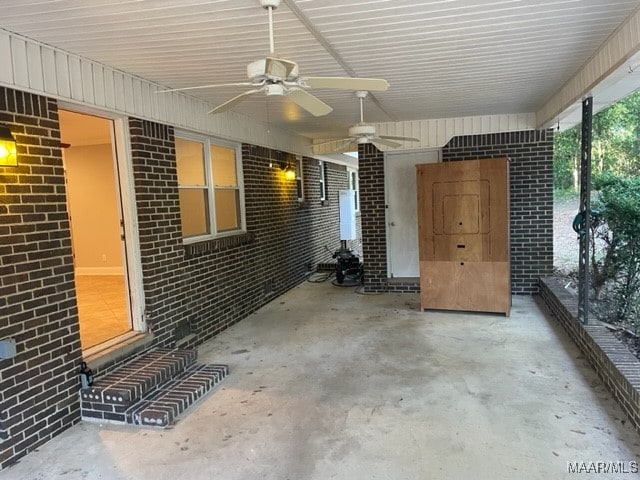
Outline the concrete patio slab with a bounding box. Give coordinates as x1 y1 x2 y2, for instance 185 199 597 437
3 280 639 480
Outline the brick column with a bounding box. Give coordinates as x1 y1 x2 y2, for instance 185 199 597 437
358 143 388 292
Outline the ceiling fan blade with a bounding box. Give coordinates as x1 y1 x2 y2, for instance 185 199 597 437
313 137 352 147
379 134 420 142
287 89 333 116
208 89 263 114
304 77 389 91
371 137 403 148
336 139 358 153
156 82 259 94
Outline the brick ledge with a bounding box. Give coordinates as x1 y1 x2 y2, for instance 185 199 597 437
538 276 640 433
184 232 256 258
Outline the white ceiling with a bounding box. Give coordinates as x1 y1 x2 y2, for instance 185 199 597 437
2 0 640 142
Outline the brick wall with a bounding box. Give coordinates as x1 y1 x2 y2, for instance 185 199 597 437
0 87 83 468
128 119 189 347
358 130 554 294
182 147 350 345
127 123 352 348
442 130 555 294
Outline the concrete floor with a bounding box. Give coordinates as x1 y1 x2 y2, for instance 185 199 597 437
3 279 640 480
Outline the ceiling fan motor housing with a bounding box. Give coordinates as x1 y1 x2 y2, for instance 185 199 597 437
349 124 376 140
247 59 299 82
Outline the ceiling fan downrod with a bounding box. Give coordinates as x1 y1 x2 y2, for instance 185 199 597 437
356 90 368 123
260 0 281 55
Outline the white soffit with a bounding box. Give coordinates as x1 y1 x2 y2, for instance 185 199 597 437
0 1 639 145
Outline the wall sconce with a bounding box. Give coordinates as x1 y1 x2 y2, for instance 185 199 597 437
0 124 17 167
282 162 296 180
269 150 296 180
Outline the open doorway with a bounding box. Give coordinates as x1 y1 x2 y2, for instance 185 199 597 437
59 110 133 350
384 149 439 279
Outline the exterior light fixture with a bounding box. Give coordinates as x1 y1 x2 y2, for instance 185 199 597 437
0 124 17 167
283 163 296 180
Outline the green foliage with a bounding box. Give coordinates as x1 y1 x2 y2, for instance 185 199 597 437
590 174 640 328
553 91 640 328
553 89 640 191
553 126 580 191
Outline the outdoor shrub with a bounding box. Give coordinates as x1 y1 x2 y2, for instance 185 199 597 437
591 174 640 329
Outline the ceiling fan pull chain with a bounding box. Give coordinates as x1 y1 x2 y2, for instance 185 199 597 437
265 96 271 134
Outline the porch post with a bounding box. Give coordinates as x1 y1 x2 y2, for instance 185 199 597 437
578 96 592 324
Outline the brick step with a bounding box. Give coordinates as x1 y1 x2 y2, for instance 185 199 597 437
80 348 198 422
80 348 229 427
126 363 229 427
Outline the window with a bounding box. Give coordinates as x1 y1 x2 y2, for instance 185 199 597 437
175 133 244 240
319 160 326 201
295 156 304 201
347 168 360 212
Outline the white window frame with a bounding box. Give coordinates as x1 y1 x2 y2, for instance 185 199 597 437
175 130 245 243
347 167 360 212
319 160 326 201
295 155 304 202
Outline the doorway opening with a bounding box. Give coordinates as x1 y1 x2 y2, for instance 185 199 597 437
59 110 133 351
384 149 439 280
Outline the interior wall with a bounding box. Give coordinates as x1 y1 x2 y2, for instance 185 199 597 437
64 144 123 274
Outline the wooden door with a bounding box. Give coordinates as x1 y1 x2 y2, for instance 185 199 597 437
416 158 510 315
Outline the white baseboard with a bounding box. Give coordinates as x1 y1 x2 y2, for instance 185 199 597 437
75 267 124 276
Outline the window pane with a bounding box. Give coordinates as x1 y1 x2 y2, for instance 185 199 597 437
319 161 325 200
214 189 240 231
179 188 209 237
211 145 237 187
176 138 205 186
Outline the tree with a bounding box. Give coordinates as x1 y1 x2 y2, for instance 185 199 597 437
553 89 640 192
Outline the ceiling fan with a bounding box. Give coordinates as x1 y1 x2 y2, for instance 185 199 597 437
314 91 420 152
157 0 389 116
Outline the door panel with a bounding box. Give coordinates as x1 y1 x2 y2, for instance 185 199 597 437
417 158 510 314
385 149 439 278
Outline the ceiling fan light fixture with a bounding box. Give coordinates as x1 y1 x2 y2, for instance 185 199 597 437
265 83 285 96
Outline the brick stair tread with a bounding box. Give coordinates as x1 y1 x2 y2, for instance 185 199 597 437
80 348 197 409
126 363 229 427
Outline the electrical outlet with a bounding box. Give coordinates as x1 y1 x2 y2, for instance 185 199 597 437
0 339 17 359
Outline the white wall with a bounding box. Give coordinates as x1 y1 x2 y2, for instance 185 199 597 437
64 144 123 274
